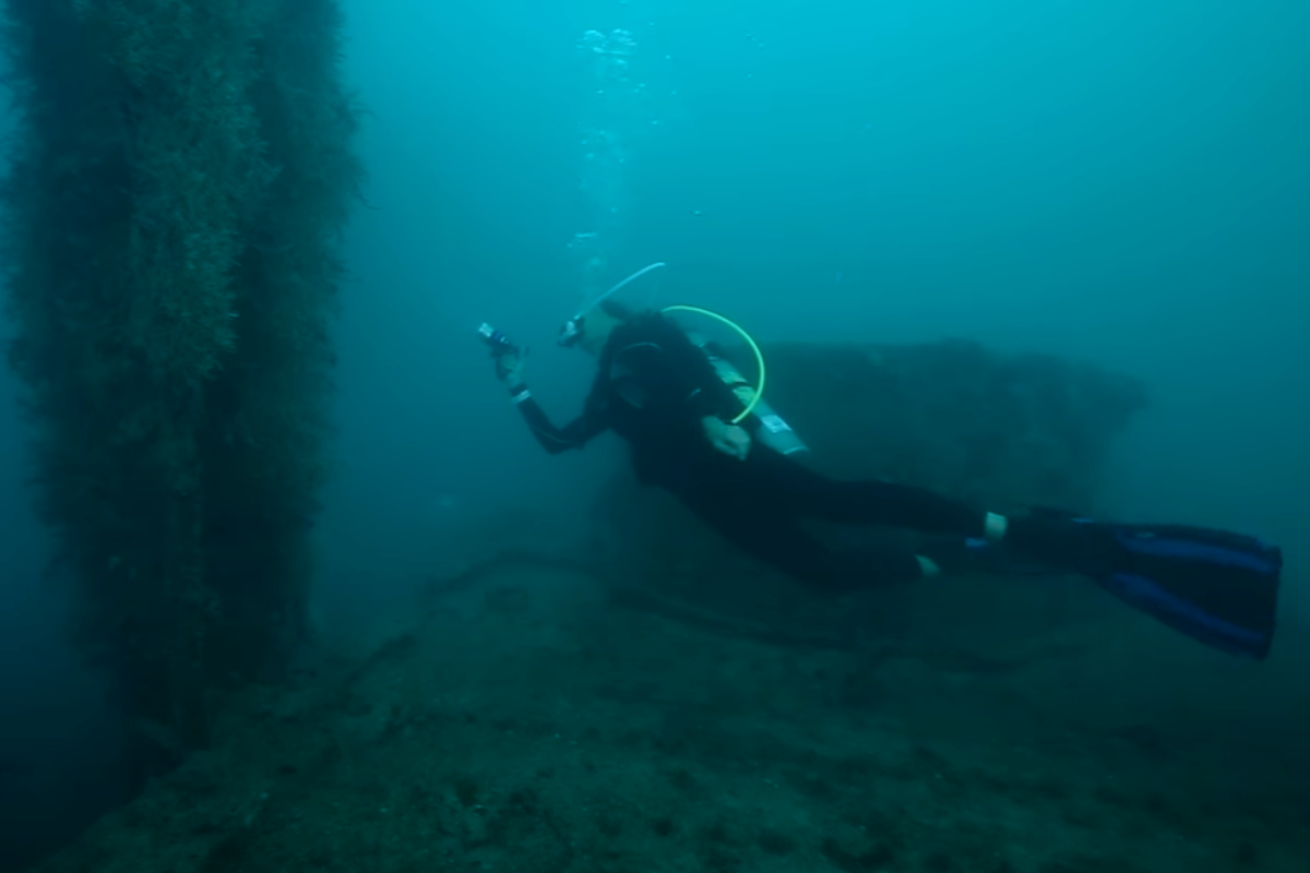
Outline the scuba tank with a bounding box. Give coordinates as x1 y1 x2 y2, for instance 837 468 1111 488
686 332 810 457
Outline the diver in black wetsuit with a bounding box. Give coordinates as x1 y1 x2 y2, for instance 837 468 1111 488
499 298 1017 588
489 298 1282 658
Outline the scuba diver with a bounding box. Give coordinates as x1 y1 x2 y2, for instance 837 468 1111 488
484 271 1282 660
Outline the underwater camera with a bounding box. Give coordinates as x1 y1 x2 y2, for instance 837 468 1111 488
476 323 522 359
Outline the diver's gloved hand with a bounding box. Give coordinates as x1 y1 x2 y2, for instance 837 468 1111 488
495 351 525 387
702 416 751 460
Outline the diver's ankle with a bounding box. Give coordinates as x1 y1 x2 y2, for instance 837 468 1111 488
916 555 942 578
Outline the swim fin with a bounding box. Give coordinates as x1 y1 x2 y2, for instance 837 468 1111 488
1006 508 1282 659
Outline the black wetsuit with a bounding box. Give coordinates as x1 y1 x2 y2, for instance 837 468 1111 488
508 312 989 590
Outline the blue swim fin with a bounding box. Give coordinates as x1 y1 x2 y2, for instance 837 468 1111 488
1007 509 1282 660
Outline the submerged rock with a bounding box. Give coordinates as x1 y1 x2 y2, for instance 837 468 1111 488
750 338 1146 508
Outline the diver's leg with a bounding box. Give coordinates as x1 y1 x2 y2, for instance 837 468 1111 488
675 479 924 591
740 448 989 537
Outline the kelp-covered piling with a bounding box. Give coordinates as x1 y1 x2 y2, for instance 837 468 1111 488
0 0 361 781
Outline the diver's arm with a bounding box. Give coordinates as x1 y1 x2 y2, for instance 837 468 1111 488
494 351 605 454
613 338 757 463
507 382 606 454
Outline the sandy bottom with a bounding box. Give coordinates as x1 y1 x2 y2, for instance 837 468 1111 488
28 555 1310 873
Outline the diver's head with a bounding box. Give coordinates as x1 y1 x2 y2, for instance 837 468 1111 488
558 299 633 355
